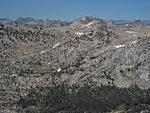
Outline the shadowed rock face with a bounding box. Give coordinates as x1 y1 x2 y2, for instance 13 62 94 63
0 16 150 112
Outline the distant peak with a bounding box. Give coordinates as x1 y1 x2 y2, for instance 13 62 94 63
0 18 12 22
16 17 35 23
133 19 142 25
78 16 103 22
71 16 105 24
17 17 34 20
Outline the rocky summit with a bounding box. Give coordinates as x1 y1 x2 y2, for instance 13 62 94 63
0 16 150 112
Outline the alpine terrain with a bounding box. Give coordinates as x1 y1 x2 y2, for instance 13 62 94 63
0 16 150 113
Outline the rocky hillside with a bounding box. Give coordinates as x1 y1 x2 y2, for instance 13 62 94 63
0 16 150 112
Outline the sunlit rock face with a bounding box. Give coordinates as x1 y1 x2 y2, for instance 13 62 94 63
0 17 150 112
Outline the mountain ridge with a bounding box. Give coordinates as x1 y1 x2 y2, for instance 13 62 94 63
1 16 150 26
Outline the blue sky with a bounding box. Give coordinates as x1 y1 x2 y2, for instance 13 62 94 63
0 0 150 21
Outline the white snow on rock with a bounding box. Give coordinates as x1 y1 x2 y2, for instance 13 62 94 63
41 51 46 54
57 68 61 72
48 62 51 65
76 32 84 35
148 34 150 36
11 74 18 77
115 45 125 48
85 22 94 27
81 17 86 20
126 31 137 34
53 42 60 49
133 34 136 37
132 41 137 44
126 24 129 26
12 62 15 64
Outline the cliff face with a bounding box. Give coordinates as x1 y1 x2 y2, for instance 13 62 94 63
0 17 150 112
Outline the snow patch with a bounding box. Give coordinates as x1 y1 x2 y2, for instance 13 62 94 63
76 32 84 35
12 62 15 64
133 34 136 37
48 62 51 65
132 41 137 44
115 45 125 48
126 31 137 34
53 42 60 49
57 68 61 72
11 74 18 77
81 17 86 20
148 34 150 36
85 22 94 27
41 51 46 54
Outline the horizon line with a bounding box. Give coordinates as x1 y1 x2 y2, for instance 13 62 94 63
0 16 150 22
